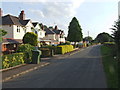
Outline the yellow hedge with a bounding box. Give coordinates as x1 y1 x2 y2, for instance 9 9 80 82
2 53 24 69
57 45 73 54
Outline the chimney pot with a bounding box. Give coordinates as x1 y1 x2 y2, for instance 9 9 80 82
19 10 25 20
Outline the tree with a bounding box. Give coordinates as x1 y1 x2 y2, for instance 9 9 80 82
111 20 120 60
94 32 114 43
67 17 83 46
23 32 38 46
0 29 7 36
83 36 93 43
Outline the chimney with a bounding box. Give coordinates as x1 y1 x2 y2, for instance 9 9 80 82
41 24 44 30
0 8 3 17
54 25 58 30
19 10 25 20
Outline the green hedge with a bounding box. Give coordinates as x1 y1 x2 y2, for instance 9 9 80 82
17 44 35 63
38 48 52 58
41 45 57 54
57 45 73 54
2 53 24 69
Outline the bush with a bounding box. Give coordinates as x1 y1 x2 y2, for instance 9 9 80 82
56 45 73 54
23 32 38 46
2 53 24 69
58 41 71 45
41 45 57 54
39 48 51 57
17 44 35 63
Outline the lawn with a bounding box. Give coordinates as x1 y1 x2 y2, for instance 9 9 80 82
101 44 118 88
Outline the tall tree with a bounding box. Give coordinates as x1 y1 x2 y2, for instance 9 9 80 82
67 17 83 46
94 32 114 43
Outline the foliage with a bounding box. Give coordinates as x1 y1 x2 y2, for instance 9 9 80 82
94 32 114 44
17 44 35 63
23 32 38 46
101 44 118 88
39 48 51 57
111 20 120 61
67 17 83 43
0 29 7 36
41 45 57 54
57 45 73 54
2 53 24 69
58 41 71 45
83 36 93 42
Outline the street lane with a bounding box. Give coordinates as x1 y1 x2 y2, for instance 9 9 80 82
3 45 107 88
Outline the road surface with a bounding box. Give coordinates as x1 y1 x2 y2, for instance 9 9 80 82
3 45 107 88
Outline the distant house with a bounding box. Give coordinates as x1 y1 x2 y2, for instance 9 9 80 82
1 10 34 40
53 26 65 43
43 26 65 44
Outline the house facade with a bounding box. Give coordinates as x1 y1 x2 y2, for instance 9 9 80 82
43 26 65 44
32 22 46 39
1 10 34 40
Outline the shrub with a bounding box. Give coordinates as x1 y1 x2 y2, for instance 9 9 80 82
39 48 51 57
17 44 35 63
57 45 73 54
2 53 24 69
41 45 57 54
23 32 38 46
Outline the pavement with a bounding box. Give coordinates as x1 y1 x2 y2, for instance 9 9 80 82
1 48 81 82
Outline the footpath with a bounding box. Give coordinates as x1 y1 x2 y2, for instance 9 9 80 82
1 48 82 82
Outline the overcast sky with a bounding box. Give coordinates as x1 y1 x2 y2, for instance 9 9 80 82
1 0 119 39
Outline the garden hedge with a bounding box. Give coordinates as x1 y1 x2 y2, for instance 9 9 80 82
2 53 24 69
39 48 51 57
57 45 73 54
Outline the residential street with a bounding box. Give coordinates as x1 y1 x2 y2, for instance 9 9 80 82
2 45 107 88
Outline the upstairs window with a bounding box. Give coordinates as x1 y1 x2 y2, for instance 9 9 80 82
17 26 19 32
17 26 20 32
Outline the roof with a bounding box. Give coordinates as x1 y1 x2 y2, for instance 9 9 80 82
1 14 30 26
53 29 61 34
44 28 55 34
32 22 38 27
2 38 22 44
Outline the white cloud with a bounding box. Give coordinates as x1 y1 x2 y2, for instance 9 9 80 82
27 0 85 36
30 9 45 18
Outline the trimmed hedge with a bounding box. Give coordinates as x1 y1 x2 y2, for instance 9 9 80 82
41 45 57 54
39 48 51 57
57 45 73 54
2 53 24 69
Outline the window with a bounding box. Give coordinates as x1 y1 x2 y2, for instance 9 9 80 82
17 26 19 32
17 26 20 32
19 27 20 32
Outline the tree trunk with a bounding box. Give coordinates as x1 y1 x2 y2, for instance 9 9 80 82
74 42 76 48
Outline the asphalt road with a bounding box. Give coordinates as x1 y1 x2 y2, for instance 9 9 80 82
3 45 107 88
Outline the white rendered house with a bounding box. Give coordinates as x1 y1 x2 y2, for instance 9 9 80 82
1 10 34 40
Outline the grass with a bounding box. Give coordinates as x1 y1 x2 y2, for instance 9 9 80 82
101 44 118 88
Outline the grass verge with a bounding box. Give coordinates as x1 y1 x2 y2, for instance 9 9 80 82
101 44 118 88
